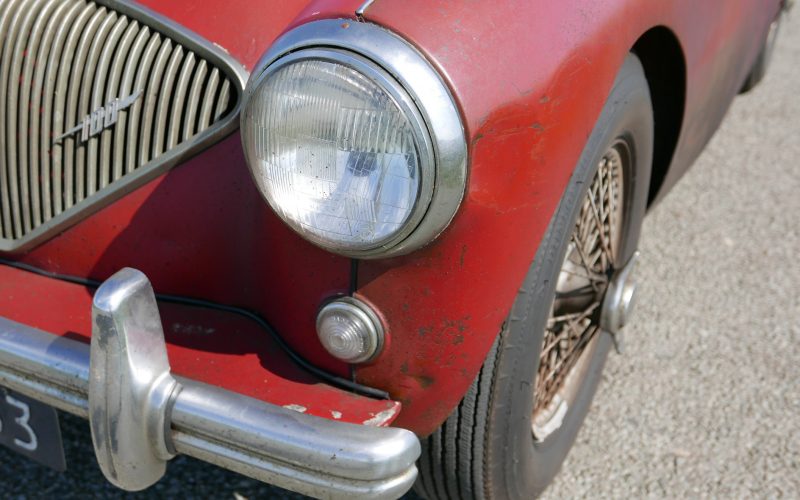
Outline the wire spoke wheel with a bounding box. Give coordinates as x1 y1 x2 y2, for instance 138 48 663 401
532 141 627 442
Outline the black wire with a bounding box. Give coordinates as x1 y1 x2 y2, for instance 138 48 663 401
349 258 360 295
348 259 360 383
0 258 390 400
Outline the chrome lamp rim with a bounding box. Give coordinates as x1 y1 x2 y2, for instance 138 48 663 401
241 19 468 259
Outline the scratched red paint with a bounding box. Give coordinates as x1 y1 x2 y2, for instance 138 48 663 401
0 264 398 424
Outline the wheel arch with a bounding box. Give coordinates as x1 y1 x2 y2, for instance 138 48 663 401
630 26 687 206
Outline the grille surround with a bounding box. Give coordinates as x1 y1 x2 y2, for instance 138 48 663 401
0 0 246 252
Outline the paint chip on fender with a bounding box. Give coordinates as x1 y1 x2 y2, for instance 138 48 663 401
363 408 397 426
283 404 307 413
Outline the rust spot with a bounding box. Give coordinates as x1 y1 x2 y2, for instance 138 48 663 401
530 123 544 133
459 244 467 268
416 374 434 389
539 95 550 104
341 22 350 29
453 334 464 345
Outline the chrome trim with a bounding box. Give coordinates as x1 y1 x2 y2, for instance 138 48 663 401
89 268 179 490
242 20 468 259
53 89 143 144
601 251 641 354
0 268 420 498
317 296 385 363
0 318 89 417
355 0 377 17
0 0 248 253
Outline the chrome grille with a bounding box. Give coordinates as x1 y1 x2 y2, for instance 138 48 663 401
0 0 241 247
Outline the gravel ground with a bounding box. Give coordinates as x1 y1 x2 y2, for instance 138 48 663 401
2 12 798 500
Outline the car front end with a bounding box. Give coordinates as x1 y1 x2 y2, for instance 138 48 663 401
0 0 467 497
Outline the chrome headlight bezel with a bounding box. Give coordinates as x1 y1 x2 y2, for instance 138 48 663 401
241 20 467 259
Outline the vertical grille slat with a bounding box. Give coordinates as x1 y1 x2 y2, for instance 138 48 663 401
30 0 78 224
152 45 183 158
0 0 24 238
126 32 160 175
62 5 103 209
138 38 172 167
197 67 221 132
114 26 149 180
100 20 139 189
6 0 49 237
86 15 127 197
214 79 231 122
167 52 195 149
20 0 60 229
183 59 207 141
0 0 239 247
75 10 117 203
48 1 94 216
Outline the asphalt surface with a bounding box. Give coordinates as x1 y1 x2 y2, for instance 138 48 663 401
2 13 798 500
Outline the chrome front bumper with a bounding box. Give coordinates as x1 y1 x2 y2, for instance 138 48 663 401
0 268 419 499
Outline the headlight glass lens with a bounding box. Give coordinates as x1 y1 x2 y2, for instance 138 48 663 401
243 58 423 251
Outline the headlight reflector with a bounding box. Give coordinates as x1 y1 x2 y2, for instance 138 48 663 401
242 53 432 253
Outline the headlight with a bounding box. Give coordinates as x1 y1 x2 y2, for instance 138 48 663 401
242 52 432 252
241 21 467 258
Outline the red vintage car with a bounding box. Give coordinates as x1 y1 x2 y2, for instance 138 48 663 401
0 0 787 498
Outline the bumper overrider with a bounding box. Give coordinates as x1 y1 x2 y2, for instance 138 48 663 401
0 268 420 499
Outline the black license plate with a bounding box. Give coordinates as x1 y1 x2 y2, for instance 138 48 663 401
0 387 66 471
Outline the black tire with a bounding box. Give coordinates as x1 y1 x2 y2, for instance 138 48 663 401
740 13 781 93
415 54 654 500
